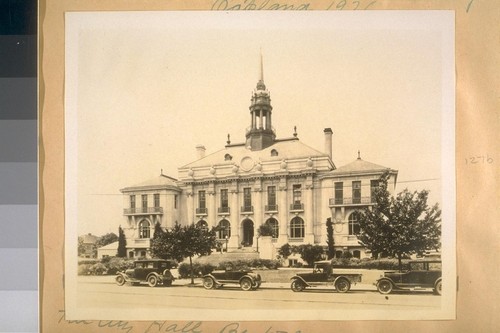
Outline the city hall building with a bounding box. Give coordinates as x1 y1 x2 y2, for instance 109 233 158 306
119 66 398 260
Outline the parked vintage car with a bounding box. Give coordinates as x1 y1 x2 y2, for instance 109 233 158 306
290 260 362 293
202 265 262 291
115 259 176 287
375 260 442 295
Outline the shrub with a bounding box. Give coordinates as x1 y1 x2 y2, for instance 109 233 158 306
90 263 107 275
178 263 216 279
104 257 134 275
330 258 410 270
78 264 93 275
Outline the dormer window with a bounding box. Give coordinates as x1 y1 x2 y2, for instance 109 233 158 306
224 154 233 161
271 149 278 157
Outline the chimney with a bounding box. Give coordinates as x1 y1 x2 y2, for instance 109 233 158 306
196 145 206 159
324 128 333 159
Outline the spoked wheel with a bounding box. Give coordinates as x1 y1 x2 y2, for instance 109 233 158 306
203 277 215 290
434 279 442 296
334 278 351 293
240 278 253 291
115 275 125 286
377 279 393 294
147 275 158 287
290 279 305 292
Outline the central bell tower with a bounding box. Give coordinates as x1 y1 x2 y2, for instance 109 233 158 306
245 54 276 151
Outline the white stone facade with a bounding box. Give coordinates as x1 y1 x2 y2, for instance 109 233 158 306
120 74 397 259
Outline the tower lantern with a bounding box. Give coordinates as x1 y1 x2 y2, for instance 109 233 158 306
245 54 276 150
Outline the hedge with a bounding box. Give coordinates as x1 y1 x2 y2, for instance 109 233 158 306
331 258 410 270
177 259 282 279
77 257 135 275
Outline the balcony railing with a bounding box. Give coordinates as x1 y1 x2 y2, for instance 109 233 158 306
123 207 163 215
328 197 373 206
241 206 254 213
196 207 208 215
290 203 304 211
265 204 278 212
218 207 230 214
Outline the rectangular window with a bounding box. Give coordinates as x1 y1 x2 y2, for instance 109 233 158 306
370 180 379 203
267 186 276 206
243 187 252 209
221 189 228 208
293 184 302 204
130 195 136 209
198 190 206 209
174 195 178 209
141 194 148 213
334 182 343 204
154 194 160 207
352 181 361 204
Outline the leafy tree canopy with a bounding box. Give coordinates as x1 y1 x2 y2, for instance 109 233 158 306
150 223 218 284
96 232 118 248
357 171 441 270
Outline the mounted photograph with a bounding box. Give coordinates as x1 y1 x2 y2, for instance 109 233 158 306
64 10 455 321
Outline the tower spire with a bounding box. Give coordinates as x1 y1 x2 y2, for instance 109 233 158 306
260 49 264 82
256 49 266 91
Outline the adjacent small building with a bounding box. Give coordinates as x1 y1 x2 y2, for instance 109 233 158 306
119 62 397 260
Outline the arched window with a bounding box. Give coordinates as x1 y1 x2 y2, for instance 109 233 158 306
353 250 361 259
265 218 279 239
348 212 361 235
224 154 232 161
290 217 304 238
271 149 278 157
218 219 231 239
138 220 151 238
335 250 343 258
196 220 208 231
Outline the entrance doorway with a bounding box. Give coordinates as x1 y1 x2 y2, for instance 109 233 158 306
242 219 254 246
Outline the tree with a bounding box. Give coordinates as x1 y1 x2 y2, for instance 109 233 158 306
257 223 275 237
96 232 118 248
150 223 218 284
326 218 335 259
77 236 86 257
296 244 324 267
117 226 127 258
357 172 441 271
278 243 293 259
153 222 164 239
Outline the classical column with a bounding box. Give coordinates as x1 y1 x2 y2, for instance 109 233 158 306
305 182 314 243
230 181 239 247
278 178 288 243
209 189 216 228
186 187 194 225
254 179 263 248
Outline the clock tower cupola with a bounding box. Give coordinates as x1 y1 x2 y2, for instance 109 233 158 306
245 54 276 151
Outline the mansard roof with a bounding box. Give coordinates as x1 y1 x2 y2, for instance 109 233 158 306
120 174 181 192
180 137 330 170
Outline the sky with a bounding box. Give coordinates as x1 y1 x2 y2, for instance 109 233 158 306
66 11 454 237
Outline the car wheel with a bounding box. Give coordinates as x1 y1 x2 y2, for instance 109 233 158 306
147 275 158 287
434 279 442 296
290 279 305 292
203 277 215 290
115 275 125 286
335 278 351 293
377 279 393 294
240 278 253 291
